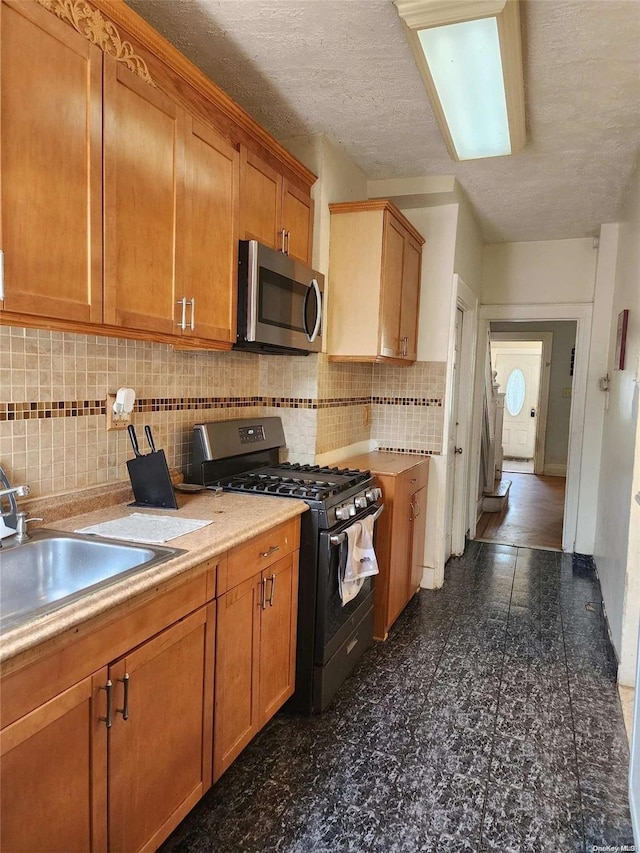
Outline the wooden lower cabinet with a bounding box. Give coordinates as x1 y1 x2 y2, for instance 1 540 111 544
339 453 429 640
214 551 298 781
0 604 215 853
0 672 107 853
108 604 215 853
0 517 301 851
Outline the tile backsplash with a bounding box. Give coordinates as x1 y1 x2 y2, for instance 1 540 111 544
1 326 447 498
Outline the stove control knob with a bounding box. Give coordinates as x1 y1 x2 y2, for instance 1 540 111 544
347 503 356 517
373 487 383 501
336 505 350 521
365 489 376 503
355 495 368 510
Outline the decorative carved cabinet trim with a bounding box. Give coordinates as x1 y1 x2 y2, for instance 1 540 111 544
35 0 153 83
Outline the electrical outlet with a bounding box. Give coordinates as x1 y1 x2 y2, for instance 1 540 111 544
105 394 131 431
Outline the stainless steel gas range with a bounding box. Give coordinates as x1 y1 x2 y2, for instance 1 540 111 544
188 417 383 713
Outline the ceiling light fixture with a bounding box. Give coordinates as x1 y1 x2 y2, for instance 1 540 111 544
393 0 526 161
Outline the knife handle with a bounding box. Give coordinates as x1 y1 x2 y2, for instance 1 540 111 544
144 425 156 453
127 424 141 457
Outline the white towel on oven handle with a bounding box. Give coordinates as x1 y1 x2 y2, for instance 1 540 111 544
338 516 379 606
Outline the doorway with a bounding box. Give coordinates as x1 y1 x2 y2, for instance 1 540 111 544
470 312 582 552
490 332 553 476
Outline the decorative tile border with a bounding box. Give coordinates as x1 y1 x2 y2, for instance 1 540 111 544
377 447 439 456
371 397 442 407
1 394 436 421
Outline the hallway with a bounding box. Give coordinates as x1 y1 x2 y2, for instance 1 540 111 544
476 473 566 550
160 542 631 853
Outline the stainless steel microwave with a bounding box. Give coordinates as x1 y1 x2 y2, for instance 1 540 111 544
234 240 324 355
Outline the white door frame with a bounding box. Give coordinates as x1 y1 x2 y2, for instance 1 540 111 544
470 303 593 553
490 331 554 475
444 274 478 557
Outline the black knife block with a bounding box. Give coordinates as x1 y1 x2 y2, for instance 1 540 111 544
126 449 178 509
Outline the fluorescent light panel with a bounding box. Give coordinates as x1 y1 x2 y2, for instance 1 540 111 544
418 17 511 160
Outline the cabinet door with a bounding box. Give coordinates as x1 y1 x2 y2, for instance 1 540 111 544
0 0 102 323
399 235 422 362
259 552 299 724
409 485 428 592
387 478 413 627
108 604 215 853
103 58 183 335
214 573 261 781
0 671 107 853
179 117 239 343
379 214 405 359
282 180 313 265
240 147 281 250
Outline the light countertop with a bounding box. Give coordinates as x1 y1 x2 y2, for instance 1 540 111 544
339 450 430 477
1 491 307 664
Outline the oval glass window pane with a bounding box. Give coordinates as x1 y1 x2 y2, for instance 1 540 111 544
505 368 526 416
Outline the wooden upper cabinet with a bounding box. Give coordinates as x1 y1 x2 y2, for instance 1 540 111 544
281 180 313 264
240 147 313 265
240 148 281 250
0 0 102 323
103 58 182 335
179 117 239 343
379 215 406 359
328 200 425 364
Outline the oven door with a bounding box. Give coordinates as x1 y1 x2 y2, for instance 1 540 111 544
315 503 383 666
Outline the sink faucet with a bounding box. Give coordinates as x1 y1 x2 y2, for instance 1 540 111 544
0 466 30 545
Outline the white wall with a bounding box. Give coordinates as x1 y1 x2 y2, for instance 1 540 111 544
483 238 597 305
594 156 640 685
453 194 484 299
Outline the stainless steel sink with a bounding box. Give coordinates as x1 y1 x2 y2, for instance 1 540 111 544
0 529 183 633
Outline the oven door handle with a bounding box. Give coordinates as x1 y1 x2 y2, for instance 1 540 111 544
330 503 384 546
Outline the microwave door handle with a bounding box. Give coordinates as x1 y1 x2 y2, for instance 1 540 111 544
303 278 322 342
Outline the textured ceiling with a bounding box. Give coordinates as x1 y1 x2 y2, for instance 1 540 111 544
126 0 640 243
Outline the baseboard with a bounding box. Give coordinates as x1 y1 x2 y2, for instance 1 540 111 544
543 463 567 477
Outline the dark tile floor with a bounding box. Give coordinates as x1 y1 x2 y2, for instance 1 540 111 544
161 542 634 853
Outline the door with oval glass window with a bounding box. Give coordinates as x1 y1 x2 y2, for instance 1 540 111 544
493 348 542 461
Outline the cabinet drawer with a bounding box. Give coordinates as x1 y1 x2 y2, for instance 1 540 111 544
218 517 300 595
401 460 429 494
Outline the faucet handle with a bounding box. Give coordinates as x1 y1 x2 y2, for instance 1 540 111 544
14 511 43 543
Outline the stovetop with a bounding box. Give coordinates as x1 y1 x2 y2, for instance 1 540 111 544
216 463 370 502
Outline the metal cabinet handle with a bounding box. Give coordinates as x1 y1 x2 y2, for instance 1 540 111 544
176 297 187 330
413 500 421 519
280 229 286 253
116 673 130 720
409 501 415 521
261 577 267 610
269 573 276 607
0 250 4 300
189 298 195 331
260 545 280 559
285 231 291 254
100 679 113 729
